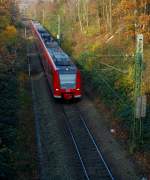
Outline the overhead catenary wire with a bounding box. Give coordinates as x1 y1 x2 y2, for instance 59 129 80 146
84 55 133 74
94 71 132 109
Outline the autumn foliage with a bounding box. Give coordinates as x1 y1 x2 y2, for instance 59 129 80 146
0 0 17 59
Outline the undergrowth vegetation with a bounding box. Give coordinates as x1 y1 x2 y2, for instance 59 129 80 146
0 69 18 179
0 34 38 179
77 50 134 134
0 1 38 179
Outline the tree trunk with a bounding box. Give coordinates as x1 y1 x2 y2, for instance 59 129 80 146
77 0 83 33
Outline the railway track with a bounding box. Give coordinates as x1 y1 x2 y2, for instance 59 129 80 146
63 103 114 180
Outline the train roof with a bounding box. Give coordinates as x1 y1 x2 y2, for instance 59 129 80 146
33 21 40 26
41 32 50 37
34 23 47 33
52 52 72 66
32 21 47 32
53 52 69 59
32 21 77 71
48 49 76 70
47 46 61 53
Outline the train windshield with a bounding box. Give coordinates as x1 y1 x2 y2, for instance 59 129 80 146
59 74 76 89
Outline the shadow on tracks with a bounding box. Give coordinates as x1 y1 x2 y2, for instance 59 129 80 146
54 97 81 105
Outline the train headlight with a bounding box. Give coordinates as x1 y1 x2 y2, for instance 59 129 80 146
56 88 59 91
76 88 80 91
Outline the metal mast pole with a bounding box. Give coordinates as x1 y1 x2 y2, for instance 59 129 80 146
42 9 45 25
57 14 61 45
132 34 144 151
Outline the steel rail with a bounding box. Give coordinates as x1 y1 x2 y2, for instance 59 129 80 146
63 107 90 180
63 104 115 180
76 106 114 180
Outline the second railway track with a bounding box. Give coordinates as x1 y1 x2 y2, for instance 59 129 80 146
63 103 114 180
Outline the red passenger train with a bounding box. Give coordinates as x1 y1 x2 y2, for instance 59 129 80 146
30 21 82 100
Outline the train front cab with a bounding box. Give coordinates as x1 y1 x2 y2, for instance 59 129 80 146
53 70 82 100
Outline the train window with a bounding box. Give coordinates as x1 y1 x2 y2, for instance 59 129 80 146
55 59 71 66
59 74 76 88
